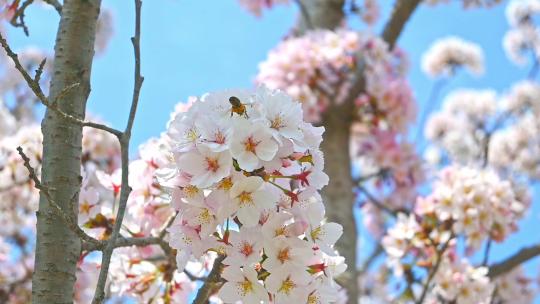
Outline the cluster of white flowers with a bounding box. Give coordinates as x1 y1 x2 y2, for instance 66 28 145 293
424 89 497 163
424 81 540 181
504 0 540 65
162 86 346 303
431 256 493 304
237 0 289 16
427 166 527 250
107 247 197 303
421 36 484 78
494 266 536 303
489 81 540 178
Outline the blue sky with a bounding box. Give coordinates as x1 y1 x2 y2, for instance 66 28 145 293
6 0 540 301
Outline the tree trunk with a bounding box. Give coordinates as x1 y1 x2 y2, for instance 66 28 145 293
321 104 358 303
32 1 101 303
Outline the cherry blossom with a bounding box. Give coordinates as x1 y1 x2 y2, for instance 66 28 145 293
421 36 484 78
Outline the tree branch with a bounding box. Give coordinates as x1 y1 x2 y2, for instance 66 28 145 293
344 0 422 105
416 236 453 304
381 0 422 50
192 255 226 304
16 147 100 246
357 184 402 217
91 0 144 301
488 244 540 278
42 0 62 14
0 32 123 138
10 0 33 36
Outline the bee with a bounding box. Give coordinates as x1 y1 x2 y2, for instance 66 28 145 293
229 96 249 118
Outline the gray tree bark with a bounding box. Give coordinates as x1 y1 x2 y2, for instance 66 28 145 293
320 102 358 304
32 1 102 303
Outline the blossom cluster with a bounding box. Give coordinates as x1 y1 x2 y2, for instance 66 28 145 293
430 255 493 304
257 29 422 232
489 81 540 177
257 29 413 125
503 0 540 66
162 86 346 303
419 166 528 250
424 80 540 180
381 165 533 303
421 36 484 78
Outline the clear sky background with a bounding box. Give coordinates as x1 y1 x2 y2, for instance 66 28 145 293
6 0 540 301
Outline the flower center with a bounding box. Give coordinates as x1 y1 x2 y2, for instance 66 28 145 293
238 191 253 205
238 278 254 296
310 226 322 241
278 277 296 295
205 157 220 172
217 177 233 191
243 137 259 153
197 208 212 224
183 185 199 198
80 201 93 214
271 115 284 130
239 241 254 257
186 128 199 142
307 294 319 304
214 130 226 144
277 247 290 263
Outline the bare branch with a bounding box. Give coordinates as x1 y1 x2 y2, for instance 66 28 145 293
344 0 422 106
42 0 62 14
294 0 313 30
91 0 144 301
488 244 540 278
0 32 123 138
10 0 34 36
0 32 48 102
416 236 453 304
381 0 422 50
357 184 402 217
16 146 100 246
192 255 226 304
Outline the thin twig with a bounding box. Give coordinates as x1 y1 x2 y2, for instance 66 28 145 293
184 269 207 282
10 0 34 36
192 255 226 304
416 236 453 304
16 147 100 246
482 237 492 266
91 0 144 302
0 32 123 138
357 184 401 217
354 168 390 184
415 78 447 145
